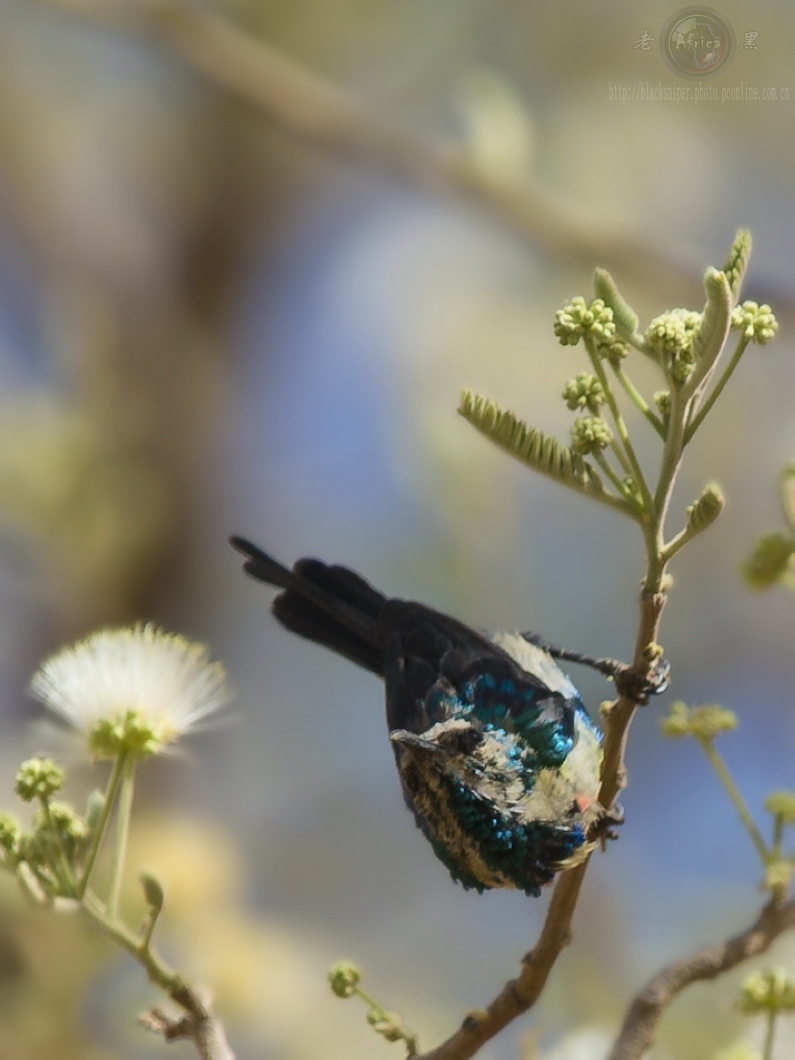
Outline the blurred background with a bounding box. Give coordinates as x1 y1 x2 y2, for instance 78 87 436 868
0 0 794 1057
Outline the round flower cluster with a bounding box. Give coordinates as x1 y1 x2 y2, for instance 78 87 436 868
644 309 702 385
737 968 795 1016
29 625 230 760
653 390 671 419
328 961 361 998
554 297 615 347
661 701 737 741
570 415 613 456
15 758 64 802
731 301 778 344
562 373 605 413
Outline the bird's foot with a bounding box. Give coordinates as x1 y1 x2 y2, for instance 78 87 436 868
611 654 671 705
590 803 625 848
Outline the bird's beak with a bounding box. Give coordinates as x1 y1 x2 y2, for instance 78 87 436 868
390 730 443 755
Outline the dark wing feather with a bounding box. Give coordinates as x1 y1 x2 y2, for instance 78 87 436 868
232 537 387 674
380 601 576 764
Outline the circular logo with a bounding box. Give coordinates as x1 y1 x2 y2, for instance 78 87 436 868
660 7 735 80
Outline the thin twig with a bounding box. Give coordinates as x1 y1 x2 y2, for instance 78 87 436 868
608 898 795 1060
82 892 235 1060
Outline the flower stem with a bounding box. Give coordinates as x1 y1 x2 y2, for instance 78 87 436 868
107 756 135 920
82 889 180 992
763 1008 777 1060
697 737 769 865
684 336 749 444
77 752 127 899
611 363 666 439
773 814 785 859
586 340 655 517
40 798 76 896
593 451 633 501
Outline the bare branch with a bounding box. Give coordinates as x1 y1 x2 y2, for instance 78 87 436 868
608 898 795 1060
45 0 696 299
141 984 235 1060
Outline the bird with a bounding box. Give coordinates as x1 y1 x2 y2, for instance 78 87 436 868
230 536 666 897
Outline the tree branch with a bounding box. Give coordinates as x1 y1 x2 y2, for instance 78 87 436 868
414 587 668 1060
141 984 235 1060
608 898 795 1060
46 0 697 298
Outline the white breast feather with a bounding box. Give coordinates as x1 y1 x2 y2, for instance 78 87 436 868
490 631 580 700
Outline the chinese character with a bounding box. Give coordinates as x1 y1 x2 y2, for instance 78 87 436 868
633 30 655 51
740 31 759 50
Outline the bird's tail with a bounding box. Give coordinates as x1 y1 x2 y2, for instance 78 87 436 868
230 536 386 675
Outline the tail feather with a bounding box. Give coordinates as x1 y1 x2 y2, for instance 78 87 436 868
273 592 384 675
230 536 294 590
231 536 387 675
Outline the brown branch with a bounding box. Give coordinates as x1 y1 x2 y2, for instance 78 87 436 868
140 984 235 1060
45 0 699 302
414 589 669 1060
608 898 795 1060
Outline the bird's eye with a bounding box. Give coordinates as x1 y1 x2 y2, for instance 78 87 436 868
436 728 483 755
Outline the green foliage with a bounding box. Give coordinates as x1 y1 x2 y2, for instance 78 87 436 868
571 415 613 455
721 229 753 301
328 961 361 998
458 391 607 498
592 267 641 342
686 484 725 535
328 961 418 1053
765 792 795 825
731 301 779 345
661 702 737 741
737 968 795 1015
562 373 605 413
14 758 64 803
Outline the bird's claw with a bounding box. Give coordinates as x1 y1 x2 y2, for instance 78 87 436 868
589 802 624 847
612 655 671 705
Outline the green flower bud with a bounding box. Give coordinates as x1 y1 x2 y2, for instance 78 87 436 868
367 1010 404 1043
570 415 613 455
742 533 795 590
686 484 725 534
731 301 778 345
141 872 165 913
554 297 616 347
43 801 87 844
645 312 690 359
596 335 630 365
764 791 795 824
16 831 47 868
328 961 361 998
88 712 162 760
15 758 64 802
645 309 702 385
737 968 795 1015
653 391 671 418
721 229 752 301
669 348 696 386
562 373 605 413
764 860 794 896
0 814 20 857
661 701 737 741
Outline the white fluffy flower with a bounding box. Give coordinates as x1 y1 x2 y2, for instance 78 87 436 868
29 625 231 759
